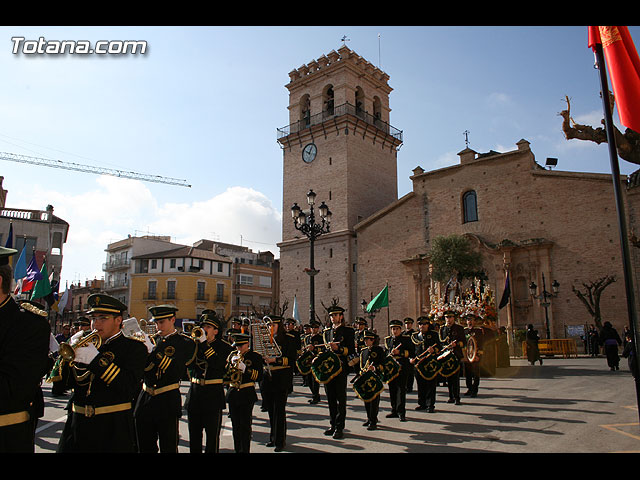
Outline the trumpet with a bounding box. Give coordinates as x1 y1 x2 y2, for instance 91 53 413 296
191 326 205 341
58 330 102 363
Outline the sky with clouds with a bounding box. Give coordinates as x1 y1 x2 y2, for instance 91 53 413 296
1 25 639 287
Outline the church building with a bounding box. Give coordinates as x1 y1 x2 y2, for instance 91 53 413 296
277 46 640 341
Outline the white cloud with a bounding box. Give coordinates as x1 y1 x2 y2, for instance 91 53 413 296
8 176 282 285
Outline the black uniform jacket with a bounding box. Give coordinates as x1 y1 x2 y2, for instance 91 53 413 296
185 336 233 410
412 330 442 359
322 324 356 370
225 349 264 404
385 334 415 367
264 330 298 390
439 323 467 359
135 330 197 417
0 297 50 429
57 330 148 453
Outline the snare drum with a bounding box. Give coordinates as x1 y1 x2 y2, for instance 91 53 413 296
310 350 343 384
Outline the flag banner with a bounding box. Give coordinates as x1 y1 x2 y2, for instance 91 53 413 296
588 26 640 133
57 286 69 312
4 222 12 248
13 246 27 280
22 254 42 292
367 284 389 312
31 261 52 302
292 295 300 323
499 272 510 309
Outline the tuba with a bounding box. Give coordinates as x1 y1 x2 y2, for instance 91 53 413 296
58 330 102 364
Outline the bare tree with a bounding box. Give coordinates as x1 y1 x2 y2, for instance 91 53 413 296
572 275 617 329
560 95 640 165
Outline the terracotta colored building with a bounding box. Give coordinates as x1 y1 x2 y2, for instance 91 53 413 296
277 46 640 344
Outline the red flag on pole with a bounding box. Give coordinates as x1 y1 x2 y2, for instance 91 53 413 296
588 26 640 133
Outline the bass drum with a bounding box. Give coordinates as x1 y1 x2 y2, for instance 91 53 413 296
311 350 343 384
415 354 442 381
378 355 401 384
437 350 460 377
465 335 480 363
296 350 315 375
352 370 384 403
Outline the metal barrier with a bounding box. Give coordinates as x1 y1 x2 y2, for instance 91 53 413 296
523 339 578 358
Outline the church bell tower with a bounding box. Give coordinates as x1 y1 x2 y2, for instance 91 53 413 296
277 45 403 323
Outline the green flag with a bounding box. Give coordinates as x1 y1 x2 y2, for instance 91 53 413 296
31 260 52 301
367 284 389 312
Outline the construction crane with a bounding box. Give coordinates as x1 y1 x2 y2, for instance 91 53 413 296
0 151 191 188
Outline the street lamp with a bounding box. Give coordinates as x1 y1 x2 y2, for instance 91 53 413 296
291 189 331 323
529 273 559 339
361 299 379 331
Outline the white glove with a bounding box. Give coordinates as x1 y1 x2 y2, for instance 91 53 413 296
69 330 85 346
237 361 246 372
143 335 154 353
196 330 207 343
74 343 100 364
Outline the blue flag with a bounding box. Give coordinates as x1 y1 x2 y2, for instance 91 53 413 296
4 222 12 248
13 246 27 280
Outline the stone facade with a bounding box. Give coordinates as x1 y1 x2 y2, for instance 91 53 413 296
278 47 640 341
356 139 640 339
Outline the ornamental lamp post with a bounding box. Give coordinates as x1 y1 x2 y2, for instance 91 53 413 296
529 273 559 339
291 189 331 323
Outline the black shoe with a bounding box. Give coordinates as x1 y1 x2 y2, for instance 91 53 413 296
447 398 455 404
464 390 472 396
427 406 435 413
266 441 275 447
275 446 285 452
362 420 370 427
399 415 407 422
386 412 399 418
470 393 477 398
324 427 335 436
333 429 344 439
367 423 377 431
415 405 427 411
455 399 462 405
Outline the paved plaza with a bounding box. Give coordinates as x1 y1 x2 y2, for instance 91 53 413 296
34 356 640 454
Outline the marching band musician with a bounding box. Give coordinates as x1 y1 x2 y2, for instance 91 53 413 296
262 315 298 452
56 293 148 453
134 305 197 453
358 330 385 430
0 246 51 453
185 310 232 453
225 332 264 453
384 319 415 422
410 316 442 413
403 317 416 393
322 303 355 439
354 317 368 355
304 320 324 404
284 318 302 393
463 311 485 398
300 323 312 387
439 309 466 405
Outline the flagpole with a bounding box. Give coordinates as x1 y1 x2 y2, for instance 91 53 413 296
594 41 640 425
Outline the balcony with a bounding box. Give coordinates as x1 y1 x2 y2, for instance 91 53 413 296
103 257 131 271
277 102 403 144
